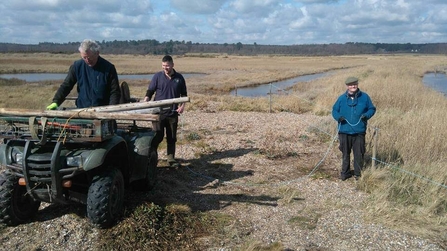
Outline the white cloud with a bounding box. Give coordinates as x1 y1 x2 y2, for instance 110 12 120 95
297 0 339 3
230 0 282 15
0 0 447 45
170 0 226 14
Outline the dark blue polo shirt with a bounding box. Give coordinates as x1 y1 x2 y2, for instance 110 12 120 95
149 69 187 115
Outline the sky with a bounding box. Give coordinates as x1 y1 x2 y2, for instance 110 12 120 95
1 0 447 45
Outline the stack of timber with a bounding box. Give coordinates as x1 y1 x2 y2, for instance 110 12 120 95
0 97 189 122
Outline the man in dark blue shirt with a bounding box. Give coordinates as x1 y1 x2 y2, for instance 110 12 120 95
47 39 121 109
144 55 187 168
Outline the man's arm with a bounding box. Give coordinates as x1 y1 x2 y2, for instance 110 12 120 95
143 77 157 102
178 77 187 113
364 94 376 119
143 89 155 102
52 64 77 106
331 97 342 121
108 66 121 105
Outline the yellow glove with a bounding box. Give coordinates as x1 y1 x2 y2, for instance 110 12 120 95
46 103 58 110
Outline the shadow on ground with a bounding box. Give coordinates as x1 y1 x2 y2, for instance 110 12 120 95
127 147 281 213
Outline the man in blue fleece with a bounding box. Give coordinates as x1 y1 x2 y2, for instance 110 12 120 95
46 39 120 109
332 77 376 181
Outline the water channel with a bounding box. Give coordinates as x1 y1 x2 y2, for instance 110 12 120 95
1 72 445 97
230 72 447 97
0 73 200 82
230 72 330 97
422 73 447 95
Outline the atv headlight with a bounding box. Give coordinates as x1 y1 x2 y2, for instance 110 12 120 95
66 155 84 167
11 148 23 164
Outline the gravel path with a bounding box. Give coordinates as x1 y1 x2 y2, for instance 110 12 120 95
178 111 443 250
0 111 444 250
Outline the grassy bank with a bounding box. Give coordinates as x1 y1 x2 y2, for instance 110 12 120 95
1 53 447 245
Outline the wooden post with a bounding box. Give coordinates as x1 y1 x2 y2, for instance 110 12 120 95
71 97 189 112
372 127 378 169
0 108 160 121
269 83 272 113
0 97 190 122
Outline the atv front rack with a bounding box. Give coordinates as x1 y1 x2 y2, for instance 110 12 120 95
0 97 190 143
0 116 116 143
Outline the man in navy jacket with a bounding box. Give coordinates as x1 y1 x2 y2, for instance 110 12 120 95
47 39 120 109
143 55 187 168
332 77 376 181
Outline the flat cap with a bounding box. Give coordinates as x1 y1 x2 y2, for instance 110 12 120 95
345 77 359 85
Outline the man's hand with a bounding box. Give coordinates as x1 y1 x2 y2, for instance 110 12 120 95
361 115 367 122
46 103 58 110
338 116 346 123
177 103 185 114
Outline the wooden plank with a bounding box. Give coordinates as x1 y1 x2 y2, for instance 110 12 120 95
71 97 190 112
0 97 189 121
0 109 160 121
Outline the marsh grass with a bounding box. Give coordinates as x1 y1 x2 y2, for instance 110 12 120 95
2 53 447 245
277 186 301 204
97 202 215 250
309 56 447 241
259 129 301 159
361 163 447 240
0 78 62 109
238 241 285 251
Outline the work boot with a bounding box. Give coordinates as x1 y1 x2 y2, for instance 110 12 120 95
167 154 179 168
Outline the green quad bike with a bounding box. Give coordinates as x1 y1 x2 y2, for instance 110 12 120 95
0 96 187 228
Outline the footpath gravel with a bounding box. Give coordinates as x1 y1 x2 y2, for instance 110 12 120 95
178 111 444 250
0 110 444 251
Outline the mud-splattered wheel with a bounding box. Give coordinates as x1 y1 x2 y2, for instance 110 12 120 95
86 168 124 228
0 170 40 225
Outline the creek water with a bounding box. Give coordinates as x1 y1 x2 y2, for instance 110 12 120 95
422 73 447 95
0 73 201 82
230 72 330 97
231 72 447 97
2 72 445 97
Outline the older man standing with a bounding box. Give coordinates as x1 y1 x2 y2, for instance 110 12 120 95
332 77 376 181
47 39 121 109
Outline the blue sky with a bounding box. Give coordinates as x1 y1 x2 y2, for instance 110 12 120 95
1 0 446 45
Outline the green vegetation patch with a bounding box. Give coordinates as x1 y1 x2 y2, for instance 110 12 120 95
288 214 321 230
98 203 217 251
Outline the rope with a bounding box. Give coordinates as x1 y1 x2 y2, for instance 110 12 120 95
56 108 89 144
172 82 447 189
178 83 447 191
307 125 339 177
372 158 447 190
180 114 340 188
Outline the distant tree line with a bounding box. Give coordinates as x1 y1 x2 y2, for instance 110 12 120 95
1 39 446 56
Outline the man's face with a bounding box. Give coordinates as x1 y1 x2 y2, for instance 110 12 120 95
346 83 358 94
162 61 174 76
80 50 99 67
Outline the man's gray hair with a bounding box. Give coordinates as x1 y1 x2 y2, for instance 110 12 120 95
78 39 101 53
